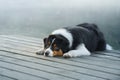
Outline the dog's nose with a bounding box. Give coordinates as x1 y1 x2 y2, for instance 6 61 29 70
44 51 50 56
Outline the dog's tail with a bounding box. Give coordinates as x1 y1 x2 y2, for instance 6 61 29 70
106 44 113 50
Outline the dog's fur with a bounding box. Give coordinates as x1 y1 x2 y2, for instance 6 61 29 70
36 23 111 58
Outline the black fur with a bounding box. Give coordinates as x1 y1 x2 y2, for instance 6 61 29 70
66 23 106 52
44 23 106 54
44 35 69 53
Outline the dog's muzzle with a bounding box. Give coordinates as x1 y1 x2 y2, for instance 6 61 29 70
44 51 50 56
44 48 53 57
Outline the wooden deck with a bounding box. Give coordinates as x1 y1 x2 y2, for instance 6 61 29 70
0 35 120 80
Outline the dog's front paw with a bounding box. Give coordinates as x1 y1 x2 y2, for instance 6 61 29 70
36 50 44 55
63 53 72 58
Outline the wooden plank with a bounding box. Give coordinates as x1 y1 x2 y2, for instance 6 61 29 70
0 51 108 80
0 74 17 80
13 35 42 42
0 67 47 80
0 50 120 75
0 41 120 70
0 42 120 69
0 37 42 49
1 35 120 58
106 50 120 54
0 41 39 53
0 37 42 47
1 42 120 71
1 41 120 63
0 36 120 61
1 35 120 53
92 54 120 61
0 35 120 80
1 35 120 55
0 35 41 44
1 35 120 59
0 61 75 80
95 51 120 57
70 56 120 70
0 50 120 80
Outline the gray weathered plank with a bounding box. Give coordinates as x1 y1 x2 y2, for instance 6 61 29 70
1 41 120 70
1 35 120 56
0 74 17 80
0 35 41 44
95 51 120 57
0 48 120 80
1 51 120 79
0 67 47 80
0 36 119 61
0 61 76 80
0 54 106 80
0 35 120 80
0 40 120 70
70 56 120 70
1 35 120 57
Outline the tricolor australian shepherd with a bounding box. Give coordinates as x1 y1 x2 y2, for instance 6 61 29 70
36 23 112 58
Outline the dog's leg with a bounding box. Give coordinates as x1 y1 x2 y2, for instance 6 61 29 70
36 49 44 55
63 43 91 58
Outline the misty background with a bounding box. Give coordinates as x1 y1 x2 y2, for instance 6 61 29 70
0 0 120 50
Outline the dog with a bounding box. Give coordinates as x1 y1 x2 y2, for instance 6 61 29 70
36 23 112 58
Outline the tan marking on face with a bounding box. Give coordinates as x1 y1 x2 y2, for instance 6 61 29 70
48 41 50 45
53 49 63 57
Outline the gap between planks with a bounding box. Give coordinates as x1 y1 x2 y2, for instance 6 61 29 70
0 35 120 80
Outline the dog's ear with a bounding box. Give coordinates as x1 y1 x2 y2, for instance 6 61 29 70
43 37 48 44
48 35 56 39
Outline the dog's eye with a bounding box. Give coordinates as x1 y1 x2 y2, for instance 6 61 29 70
48 41 50 45
53 44 59 51
45 42 50 48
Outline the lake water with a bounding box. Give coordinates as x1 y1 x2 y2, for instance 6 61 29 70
0 0 120 50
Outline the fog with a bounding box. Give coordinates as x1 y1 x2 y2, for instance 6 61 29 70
0 0 120 49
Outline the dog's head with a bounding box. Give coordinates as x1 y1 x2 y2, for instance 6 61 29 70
43 35 69 57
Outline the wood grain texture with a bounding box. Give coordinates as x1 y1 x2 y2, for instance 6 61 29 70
0 35 120 80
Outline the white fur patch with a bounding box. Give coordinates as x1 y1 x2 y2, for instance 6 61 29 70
52 28 73 48
63 43 91 57
106 44 113 50
44 47 53 56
